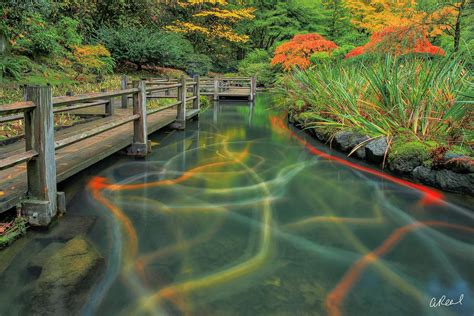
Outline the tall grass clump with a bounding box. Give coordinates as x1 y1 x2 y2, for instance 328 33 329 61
276 55 472 148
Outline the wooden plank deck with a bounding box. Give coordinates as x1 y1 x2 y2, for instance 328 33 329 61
0 106 178 213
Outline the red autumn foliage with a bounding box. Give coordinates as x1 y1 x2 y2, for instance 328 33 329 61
272 33 338 70
345 26 445 59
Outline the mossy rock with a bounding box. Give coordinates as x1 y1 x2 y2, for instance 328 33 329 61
388 140 436 173
29 236 104 315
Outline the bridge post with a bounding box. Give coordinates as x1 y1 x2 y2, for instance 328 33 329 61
121 75 129 109
193 75 200 111
102 88 114 116
250 76 257 102
213 76 219 101
128 80 149 156
175 75 187 130
22 85 58 226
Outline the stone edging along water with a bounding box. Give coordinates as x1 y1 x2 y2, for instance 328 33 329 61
292 119 473 196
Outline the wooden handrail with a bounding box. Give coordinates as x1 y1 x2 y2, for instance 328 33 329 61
0 150 38 170
53 88 139 106
146 83 181 93
0 100 110 123
147 101 181 115
0 101 36 115
53 100 110 113
0 113 23 123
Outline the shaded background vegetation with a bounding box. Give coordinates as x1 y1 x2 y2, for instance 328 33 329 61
1 0 471 86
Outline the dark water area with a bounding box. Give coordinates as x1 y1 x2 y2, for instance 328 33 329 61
0 94 473 316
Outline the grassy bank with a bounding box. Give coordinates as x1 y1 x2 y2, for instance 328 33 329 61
276 55 473 162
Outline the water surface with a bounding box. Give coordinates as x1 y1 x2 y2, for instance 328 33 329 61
1 94 473 316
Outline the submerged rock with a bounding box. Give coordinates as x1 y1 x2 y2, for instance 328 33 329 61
29 236 104 315
365 137 388 163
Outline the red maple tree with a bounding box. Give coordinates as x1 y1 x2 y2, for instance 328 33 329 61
272 33 338 70
345 26 445 59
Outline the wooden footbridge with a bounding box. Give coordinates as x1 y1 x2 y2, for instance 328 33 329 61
0 76 256 225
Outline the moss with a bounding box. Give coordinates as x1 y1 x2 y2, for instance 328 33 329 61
30 236 104 315
389 139 437 163
38 236 102 287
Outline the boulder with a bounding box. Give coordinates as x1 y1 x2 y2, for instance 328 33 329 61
365 137 388 164
333 131 354 151
349 134 369 159
435 169 474 194
389 156 422 174
412 166 437 187
29 236 104 315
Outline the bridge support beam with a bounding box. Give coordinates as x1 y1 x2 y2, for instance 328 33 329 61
173 75 187 130
250 75 257 102
22 85 58 226
193 75 200 112
213 76 219 101
121 75 129 109
128 80 150 156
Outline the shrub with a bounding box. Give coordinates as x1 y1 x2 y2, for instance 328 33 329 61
309 52 331 64
271 33 338 70
56 17 82 48
14 14 61 56
238 49 275 87
332 45 355 60
72 44 115 76
97 27 193 70
345 26 445 59
0 55 31 80
185 54 212 76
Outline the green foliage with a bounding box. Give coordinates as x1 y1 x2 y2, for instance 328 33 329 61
276 55 472 147
72 45 115 76
389 140 437 163
332 45 355 59
185 54 212 76
244 1 328 51
0 56 31 81
310 52 331 64
56 17 82 48
97 27 193 69
309 45 355 64
238 49 275 86
199 95 211 111
14 14 61 56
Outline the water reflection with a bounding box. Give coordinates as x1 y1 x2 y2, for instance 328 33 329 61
0 95 473 316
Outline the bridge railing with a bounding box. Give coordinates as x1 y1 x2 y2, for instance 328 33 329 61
200 76 256 101
0 76 200 225
123 75 256 102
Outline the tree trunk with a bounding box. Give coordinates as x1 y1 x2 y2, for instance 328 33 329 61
453 0 465 52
